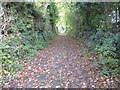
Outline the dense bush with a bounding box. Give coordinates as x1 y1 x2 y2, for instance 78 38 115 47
0 2 57 84
67 2 120 78
87 31 120 77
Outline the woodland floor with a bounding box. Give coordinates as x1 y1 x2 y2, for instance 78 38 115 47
3 35 117 88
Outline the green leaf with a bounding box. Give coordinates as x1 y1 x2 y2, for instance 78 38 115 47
93 61 99 66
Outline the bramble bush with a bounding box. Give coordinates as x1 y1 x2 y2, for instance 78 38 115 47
87 30 120 77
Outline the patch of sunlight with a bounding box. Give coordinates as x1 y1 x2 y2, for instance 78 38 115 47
57 25 66 35
56 2 68 35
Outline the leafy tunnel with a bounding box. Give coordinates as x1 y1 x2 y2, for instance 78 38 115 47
0 1 120 88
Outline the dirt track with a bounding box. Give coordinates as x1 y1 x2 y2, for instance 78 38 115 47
4 35 116 88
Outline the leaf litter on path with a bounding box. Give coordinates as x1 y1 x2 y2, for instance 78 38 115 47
3 35 117 88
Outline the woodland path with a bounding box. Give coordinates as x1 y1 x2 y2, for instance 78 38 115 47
4 35 116 88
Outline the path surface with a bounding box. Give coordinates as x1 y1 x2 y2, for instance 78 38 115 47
4 35 116 88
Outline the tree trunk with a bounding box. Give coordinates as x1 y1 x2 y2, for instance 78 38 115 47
115 6 118 24
51 23 54 32
86 13 89 27
41 33 46 41
118 2 120 22
0 2 4 40
118 2 120 30
104 2 108 30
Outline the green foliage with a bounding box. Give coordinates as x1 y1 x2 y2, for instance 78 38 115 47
87 31 120 77
0 43 23 83
1 2 57 83
47 2 59 26
67 29 77 39
68 2 120 78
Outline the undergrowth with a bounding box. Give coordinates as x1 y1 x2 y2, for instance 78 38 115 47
0 2 56 85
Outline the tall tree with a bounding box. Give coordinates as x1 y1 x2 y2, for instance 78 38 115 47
47 2 59 31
